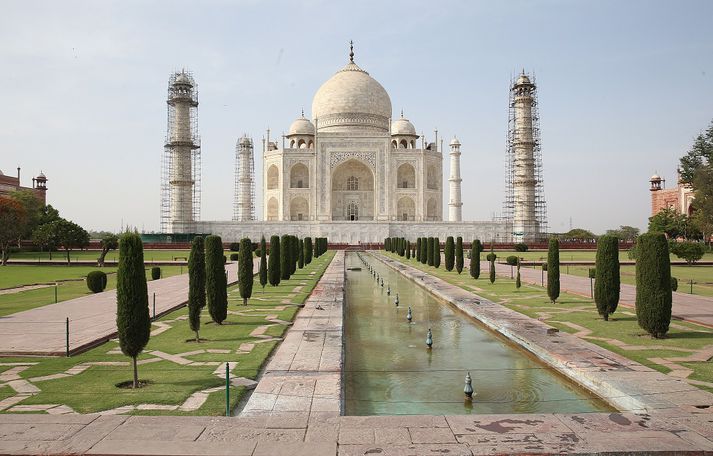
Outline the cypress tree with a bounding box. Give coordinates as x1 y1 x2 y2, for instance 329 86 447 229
427 237 434 266
188 236 205 342
292 236 299 274
298 238 305 269
455 237 464 274
595 235 620 321
547 237 560 303
635 233 672 338
304 237 313 265
433 237 441 268
487 248 497 284
516 259 522 289
419 237 426 264
384 237 390 252
268 235 281 286
470 239 481 279
205 235 228 324
314 237 320 258
445 236 455 271
405 240 411 259
416 238 421 262
259 236 267 291
238 238 253 306
116 232 151 388
280 235 290 280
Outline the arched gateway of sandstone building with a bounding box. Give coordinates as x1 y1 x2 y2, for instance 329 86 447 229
191 49 512 244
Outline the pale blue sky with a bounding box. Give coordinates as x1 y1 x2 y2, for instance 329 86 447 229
2 0 712 234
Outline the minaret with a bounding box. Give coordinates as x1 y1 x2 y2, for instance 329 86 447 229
448 137 463 222
162 71 200 233
511 71 538 241
234 135 255 221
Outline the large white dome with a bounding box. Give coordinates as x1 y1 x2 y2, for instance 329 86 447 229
311 61 392 133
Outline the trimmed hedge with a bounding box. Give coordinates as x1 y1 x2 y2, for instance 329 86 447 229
506 255 519 266
671 276 678 292
205 235 228 324
433 237 441 268
514 243 529 252
469 239 481 279
188 236 205 341
238 238 253 305
229 253 239 261
229 242 240 252
455 237 464 274
445 236 455 271
268 235 280 286
86 271 107 293
151 267 161 280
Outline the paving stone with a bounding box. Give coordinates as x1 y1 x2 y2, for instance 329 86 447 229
0 423 85 441
105 422 205 441
338 443 472 456
0 394 31 411
87 439 256 456
374 427 411 444
408 427 456 444
253 441 336 456
446 414 572 435
198 427 305 442
339 427 374 445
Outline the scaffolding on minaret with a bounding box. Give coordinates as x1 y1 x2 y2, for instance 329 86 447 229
160 70 201 234
502 71 548 242
233 135 256 221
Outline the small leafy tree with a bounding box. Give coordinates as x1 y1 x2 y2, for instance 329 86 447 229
669 241 705 265
238 238 253 306
1 196 30 264
188 236 206 342
31 223 58 260
455 237 464 274
116 232 151 388
469 239 481 279
506 255 518 278
45 218 90 265
444 236 455 271
97 234 119 267
304 237 313 265
515 259 522 289
635 232 672 338
594 235 620 321
268 235 281 286
547 237 560 303
205 235 227 324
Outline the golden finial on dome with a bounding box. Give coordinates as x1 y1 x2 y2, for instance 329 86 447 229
349 40 354 63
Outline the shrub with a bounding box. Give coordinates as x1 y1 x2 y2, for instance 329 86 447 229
405 240 411 260
594 235 620 321
116 232 150 388
151 267 161 280
298 238 305 269
433 237 441 268
486 253 497 262
514 243 529 252
86 271 107 293
205 235 228 325
635 232 672 338
229 253 239 261
469 239 481 279
489 258 496 284
547 237 560 303
268 235 280 286
427 237 434 266
238 238 253 306
455 237 464 274
670 241 705 265
506 255 518 266
254 248 261 257
445 236 455 271
188 236 205 342
416 238 421 262
229 242 240 252
671 276 678 292
420 237 428 264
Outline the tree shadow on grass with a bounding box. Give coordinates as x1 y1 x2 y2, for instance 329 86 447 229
664 330 713 340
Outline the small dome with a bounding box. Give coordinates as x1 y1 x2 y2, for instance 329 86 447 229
391 113 416 136
36 172 46 179
288 115 315 136
449 136 461 147
174 72 192 85
515 72 532 86
650 174 662 181
312 61 392 132
237 136 252 146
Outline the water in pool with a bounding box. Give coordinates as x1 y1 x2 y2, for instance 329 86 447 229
343 252 613 415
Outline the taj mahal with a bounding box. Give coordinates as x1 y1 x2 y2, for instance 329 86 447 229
162 44 546 244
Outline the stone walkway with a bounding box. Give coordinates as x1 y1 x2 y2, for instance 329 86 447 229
241 251 344 418
0 262 253 356
493 261 713 327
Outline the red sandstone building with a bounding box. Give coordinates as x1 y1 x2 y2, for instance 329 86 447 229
0 167 48 204
649 171 694 217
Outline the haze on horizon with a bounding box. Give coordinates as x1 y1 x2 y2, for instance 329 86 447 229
2 0 712 235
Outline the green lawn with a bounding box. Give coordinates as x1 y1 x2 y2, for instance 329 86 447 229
385 252 713 393
494 250 713 263
0 266 184 317
0 251 334 415
10 249 193 263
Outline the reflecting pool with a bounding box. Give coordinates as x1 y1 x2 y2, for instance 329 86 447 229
344 252 614 415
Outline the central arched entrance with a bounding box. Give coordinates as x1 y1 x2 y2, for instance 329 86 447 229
331 159 375 221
